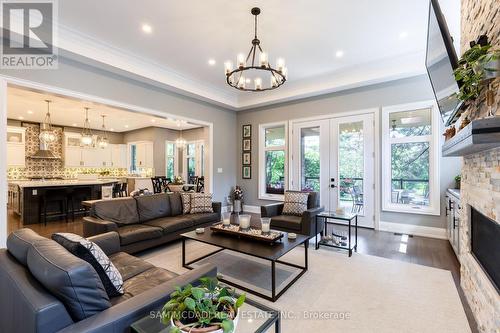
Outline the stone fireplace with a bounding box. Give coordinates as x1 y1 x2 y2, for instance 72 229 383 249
459 0 499 331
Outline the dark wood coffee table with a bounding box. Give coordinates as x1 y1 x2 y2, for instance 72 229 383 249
181 227 309 302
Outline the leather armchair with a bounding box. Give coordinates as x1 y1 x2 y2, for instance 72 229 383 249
261 192 324 238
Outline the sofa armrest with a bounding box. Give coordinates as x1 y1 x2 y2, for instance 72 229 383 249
300 206 325 237
87 232 121 256
56 264 217 333
83 216 118 238
261 203 284 218
212 201 222 215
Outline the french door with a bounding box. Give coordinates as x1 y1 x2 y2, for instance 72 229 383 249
291 113 375 227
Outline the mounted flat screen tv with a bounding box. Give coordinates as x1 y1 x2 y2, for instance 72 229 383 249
425 0 462 125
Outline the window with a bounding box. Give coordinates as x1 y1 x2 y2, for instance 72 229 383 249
183 141 205 181
129 144 137 174
259 122 288 200
382 102 440 215
186 143 196 180
165 141 177 179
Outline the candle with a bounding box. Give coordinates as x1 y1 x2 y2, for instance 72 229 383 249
276 58 285 72
259 52 268 67
222 212 231 226
224 61 233 75
239 214 251 230
254 77 262 90
237 53 246 68
261 217 271 233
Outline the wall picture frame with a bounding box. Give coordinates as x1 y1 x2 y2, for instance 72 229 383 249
242 152 251 165
242 139 251 151
242 166 251 179
242 124 252 138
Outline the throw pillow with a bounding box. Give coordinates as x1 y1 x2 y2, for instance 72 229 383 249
180 192 192 214
190 193 214 213
282 191 309 216
52 233 124 297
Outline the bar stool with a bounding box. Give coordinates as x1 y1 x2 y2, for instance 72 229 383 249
39 188 70 225
72 186 93 216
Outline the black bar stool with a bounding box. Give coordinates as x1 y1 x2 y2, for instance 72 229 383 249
39 188 70 225
71 186 93 216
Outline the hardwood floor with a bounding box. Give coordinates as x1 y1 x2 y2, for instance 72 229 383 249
7 209 477 332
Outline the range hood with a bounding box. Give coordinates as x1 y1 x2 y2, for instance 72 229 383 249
442 118 500 157
30 142 60 159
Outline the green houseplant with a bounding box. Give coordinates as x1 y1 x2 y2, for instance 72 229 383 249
455 175 461 190
453 43 492 102
161 277 245 333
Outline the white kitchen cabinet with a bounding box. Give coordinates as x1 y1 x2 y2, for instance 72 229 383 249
111 144 127 168
81 148 102 167
99 146 112 167
64 146 83 167
134 142 154 168
7 126 26 167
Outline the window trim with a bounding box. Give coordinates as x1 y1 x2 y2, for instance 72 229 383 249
258 121 288 201
183 140 205 180
165 140 178 179
381 100 440 216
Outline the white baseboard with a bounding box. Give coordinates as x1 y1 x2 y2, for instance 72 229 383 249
243 205 261 214
379 221 447 239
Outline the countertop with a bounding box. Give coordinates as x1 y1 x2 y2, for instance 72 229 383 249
447 188 461 200
9 179 120 188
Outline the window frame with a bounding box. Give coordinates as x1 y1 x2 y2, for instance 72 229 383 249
165 140 178 179
183 140 205 180
258 121 288 201
381 100 440 216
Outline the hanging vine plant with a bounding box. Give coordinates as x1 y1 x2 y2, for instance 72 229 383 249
453 43 492 102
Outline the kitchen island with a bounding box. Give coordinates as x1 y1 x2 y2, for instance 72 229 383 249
9 179 119 225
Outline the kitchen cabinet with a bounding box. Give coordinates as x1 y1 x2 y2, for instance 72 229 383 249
129 141 154 169
445 189 461 258
63 132 126 168
111 144 127 168
7 126 26 167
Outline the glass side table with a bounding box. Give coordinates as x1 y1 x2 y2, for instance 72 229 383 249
315 211 358 257
131 296 280 333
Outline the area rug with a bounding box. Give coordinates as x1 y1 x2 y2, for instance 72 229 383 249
139 240 471 333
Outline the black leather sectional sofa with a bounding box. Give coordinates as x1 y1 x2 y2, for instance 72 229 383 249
83 192 221 253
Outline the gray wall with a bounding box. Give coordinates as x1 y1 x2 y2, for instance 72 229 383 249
1 55 237 204
236 75 461 228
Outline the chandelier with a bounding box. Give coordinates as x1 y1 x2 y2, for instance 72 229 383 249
39 100 57 144
80 107 94 147
175 121 186 148
225 7 287 91
97 115 109 149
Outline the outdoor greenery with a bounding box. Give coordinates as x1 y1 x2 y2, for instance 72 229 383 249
265 150 285 193
161 276 245 333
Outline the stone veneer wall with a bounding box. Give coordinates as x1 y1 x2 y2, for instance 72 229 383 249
459 0 500 332
8 123 129 179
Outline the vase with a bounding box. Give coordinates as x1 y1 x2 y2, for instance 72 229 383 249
233 199 242 214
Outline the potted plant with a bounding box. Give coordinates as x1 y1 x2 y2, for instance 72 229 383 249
455 175 461 189
454 43 492 102
476 48 500 80
161 277 245 333
232 186 243 214
172 176 185 185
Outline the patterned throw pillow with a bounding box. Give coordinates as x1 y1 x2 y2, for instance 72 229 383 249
282 191 309 216
180 192 192 214
190 193 214 214
52 233 124 297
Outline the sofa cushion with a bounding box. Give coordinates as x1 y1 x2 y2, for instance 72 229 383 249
191 212 220 225
307 192 319 209
168 192 183 216
109 252 155 281
26 239 111 321
52 233 124 298
143 215 195 234
135 193 171 222
117 225 163 245
282 191 309 216
110 267 178 305
7 228 46 265
271 215 302 231
92 197 140 226
190 193 214 214
180 192 192 214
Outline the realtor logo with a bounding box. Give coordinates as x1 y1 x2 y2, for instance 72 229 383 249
1 0 58 69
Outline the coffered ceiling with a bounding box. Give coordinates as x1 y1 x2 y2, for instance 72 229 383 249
44 1 460 110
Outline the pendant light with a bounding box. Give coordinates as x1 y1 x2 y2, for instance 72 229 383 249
97 115 109 149
175 120 186 148
80 107 94 147
39 100 57 144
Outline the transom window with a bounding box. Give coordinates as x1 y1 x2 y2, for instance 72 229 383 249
259 122 288 200
382 102 440 215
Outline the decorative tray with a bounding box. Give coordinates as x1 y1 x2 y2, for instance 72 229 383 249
210 223 284 243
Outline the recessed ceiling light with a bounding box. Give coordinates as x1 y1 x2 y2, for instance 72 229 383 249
399 31 408 39
208 58 216 66
72 123 77 127
151 119 156 123
27 110 33 114
124 125 129 128
18 116 24 120
142 24 153 34
335 50 344 58
110 128 114 131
